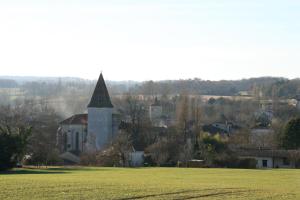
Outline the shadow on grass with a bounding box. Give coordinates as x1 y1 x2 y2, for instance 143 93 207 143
116 188 252 200
0 169 67 175
116 190 198 200
0 167 120 175
173 190 250 200
46 167 116 171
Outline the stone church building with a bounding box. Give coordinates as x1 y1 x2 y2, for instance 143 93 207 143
58 73 120 162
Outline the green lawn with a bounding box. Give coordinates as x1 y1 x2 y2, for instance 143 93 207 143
0 167 299 200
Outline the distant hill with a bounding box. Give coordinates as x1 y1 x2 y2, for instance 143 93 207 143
0 76 89 84
0 76 299 98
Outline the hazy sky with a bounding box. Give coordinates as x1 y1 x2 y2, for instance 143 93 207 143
0 0 300 81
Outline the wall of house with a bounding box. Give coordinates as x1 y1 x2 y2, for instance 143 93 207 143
129 151 144 167
241 156 296 168
61 124 87 153
88 107 113 151
273 158 295 169
254 157 273 168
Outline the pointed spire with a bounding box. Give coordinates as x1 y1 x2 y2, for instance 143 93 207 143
88 73 113 108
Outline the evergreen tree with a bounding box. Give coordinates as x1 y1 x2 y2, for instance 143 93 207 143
282 118 300 149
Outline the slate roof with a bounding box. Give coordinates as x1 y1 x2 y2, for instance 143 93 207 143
202 124 229 134
60 114 88 125
88 73 113 108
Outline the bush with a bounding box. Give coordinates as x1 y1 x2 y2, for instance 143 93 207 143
214 156 257 169
0 126 32 171
80 152 97 166
238 158 257 169
95 151 120 167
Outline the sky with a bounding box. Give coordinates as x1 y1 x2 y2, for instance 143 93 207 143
0 0 300 81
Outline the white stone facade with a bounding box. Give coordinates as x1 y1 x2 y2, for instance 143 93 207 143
128 151 144 167
60 124 87 153
87 107 113 151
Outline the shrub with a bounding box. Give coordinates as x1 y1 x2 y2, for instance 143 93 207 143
80 152 97 166
238 158 257 169
0 126 32 171
214 156 257 169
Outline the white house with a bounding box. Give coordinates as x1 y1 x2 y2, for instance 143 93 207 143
128 150 144 167
238 149 297 169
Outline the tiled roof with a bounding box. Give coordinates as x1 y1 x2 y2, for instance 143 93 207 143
60 114 87 125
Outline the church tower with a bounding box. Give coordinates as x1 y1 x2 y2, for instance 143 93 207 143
87 73 113 151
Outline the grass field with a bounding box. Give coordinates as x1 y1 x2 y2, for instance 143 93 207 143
0 167 299 200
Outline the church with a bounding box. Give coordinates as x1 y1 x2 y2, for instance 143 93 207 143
58 73 120 162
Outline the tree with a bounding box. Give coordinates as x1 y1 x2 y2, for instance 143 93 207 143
255 112 271 127
190 97 202 136
0 100 62 167
124 95 148 150
0 125 32 171
288 150 300 168
146 136 180 166
26 106 62 166
179 139 194 166
197 133 229 166
111 131 132 167
177 94 189 142
281 118 300 149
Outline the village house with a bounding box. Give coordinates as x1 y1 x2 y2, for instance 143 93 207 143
237 149 298 169
202 121 240 136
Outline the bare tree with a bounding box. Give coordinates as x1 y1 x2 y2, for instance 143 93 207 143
111 131 132 167
177 94 189 142
124 94 148 149
146 137 179 166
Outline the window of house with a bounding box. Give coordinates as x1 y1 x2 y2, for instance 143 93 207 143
262 160 268 167
75 132 79 151
64 134 68 151
283 157 290 165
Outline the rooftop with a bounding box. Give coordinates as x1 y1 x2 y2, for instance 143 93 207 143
60 114 87 125
88 73 113 108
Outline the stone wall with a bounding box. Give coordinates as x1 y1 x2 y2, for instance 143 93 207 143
88 107 113 151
